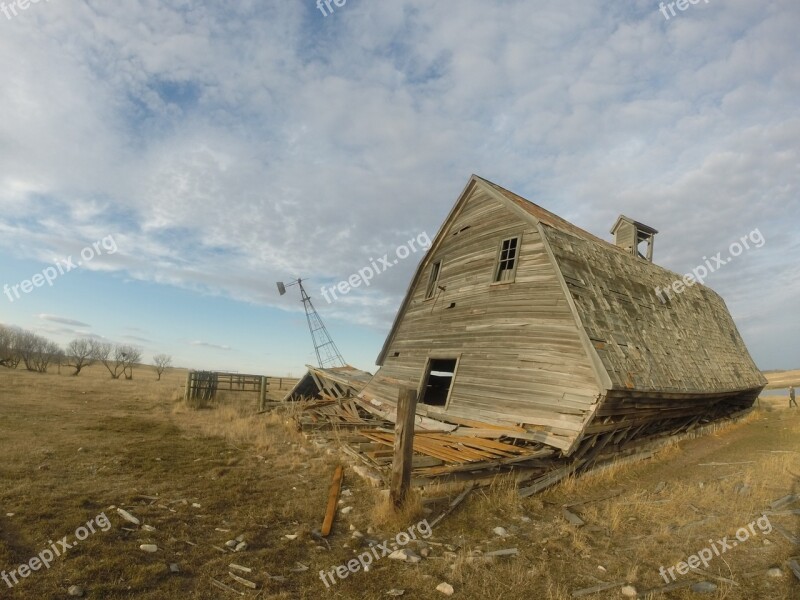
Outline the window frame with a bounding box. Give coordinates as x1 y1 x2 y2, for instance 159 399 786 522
492 234 522 284
425 259 442 300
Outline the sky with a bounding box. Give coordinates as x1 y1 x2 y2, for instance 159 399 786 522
0 0 798 376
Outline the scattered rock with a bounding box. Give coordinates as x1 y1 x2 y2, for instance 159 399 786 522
598 565 607 572
235 534 245 542
191 503 201 508
420 547 431 558
690 581 717 593
5 513 14 517
387 590 405 597
621 585 637 597
341 506 354 515
493 527 508 537
68 585 84 597
733 482 751 496
116 508 140 526
519 516 531 523
140 544 158 553
285 534 299 541
654 481 667 494
766 567 783 578
436 582 454 596
562 507 585 527
169 563 180 573
389 549 421 563
225 540 238 549
142 524 156 532
352 531 364 539
234 541 248 552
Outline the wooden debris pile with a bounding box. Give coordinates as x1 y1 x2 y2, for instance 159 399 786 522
294 396 560 488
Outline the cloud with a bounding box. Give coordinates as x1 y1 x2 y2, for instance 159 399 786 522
190 340 232 351
36 314 91 328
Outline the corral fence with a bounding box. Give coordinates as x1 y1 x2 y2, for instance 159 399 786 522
185 371 289 410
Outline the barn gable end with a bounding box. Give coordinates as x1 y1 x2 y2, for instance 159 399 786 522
360 177 604 451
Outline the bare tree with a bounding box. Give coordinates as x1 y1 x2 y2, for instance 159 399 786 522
15 330 40 371
31 339 62 373
94 341 124 379
152 354 172 381
66 338 97 375
121 345 142 380
0 325 19 368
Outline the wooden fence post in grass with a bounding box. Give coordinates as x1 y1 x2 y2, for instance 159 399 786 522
390 386 418 509
259 376 267 410
184 370 193 401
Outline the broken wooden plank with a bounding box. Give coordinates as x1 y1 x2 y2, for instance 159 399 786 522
788 559 800 582
519 460 585 498
229 563 252 573
773 524 799 545
211 578 245 596
228 571 258 589
430 482 475 528
484 548 519 558
769 494 799 510
321 465 344 537
689 567 738 586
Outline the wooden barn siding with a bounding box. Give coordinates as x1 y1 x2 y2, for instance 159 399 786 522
359 188 601 447
542 225 766 395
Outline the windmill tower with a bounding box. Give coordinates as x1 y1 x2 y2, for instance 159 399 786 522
277 278 347 369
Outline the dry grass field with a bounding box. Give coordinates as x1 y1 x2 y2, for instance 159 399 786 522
1 365 798 599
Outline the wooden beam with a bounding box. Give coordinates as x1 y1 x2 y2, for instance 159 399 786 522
390 387 418 509
321 465 343 537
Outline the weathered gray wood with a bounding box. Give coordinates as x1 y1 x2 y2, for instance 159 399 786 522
390 387 417 508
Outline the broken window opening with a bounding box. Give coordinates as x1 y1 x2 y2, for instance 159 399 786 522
420 358 457 407
425 261 442 299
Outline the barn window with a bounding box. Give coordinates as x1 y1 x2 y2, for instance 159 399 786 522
493 236 520 283
425 260 442 299
420 358 458 407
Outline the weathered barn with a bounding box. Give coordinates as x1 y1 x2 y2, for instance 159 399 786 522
356 175 766 457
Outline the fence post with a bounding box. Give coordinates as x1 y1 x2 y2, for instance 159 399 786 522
184 370 192 401
259 376 267 411
390 387 418 509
